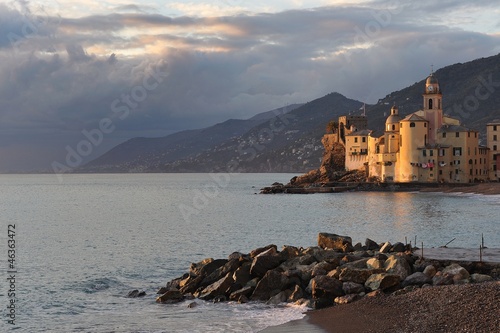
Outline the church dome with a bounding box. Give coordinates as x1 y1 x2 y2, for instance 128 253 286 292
426 73 438 85
385 114 401 125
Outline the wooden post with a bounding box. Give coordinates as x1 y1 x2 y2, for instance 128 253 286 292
421 242 424 259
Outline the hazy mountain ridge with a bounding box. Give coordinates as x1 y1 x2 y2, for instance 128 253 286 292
80 54 500 173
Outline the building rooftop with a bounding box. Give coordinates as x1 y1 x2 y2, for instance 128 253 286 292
401 113 427 122
437 124 472 133
346 129 372 136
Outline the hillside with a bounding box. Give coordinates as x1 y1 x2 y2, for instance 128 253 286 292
80 53 500 173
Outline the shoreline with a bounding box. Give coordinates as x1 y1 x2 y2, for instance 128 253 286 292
263 247 500 333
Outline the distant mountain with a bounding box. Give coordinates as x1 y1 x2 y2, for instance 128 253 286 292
80 53 500 173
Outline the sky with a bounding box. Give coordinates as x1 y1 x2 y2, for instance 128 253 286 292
0 0 499 172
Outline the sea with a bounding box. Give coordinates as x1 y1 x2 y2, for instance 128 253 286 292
1 173 499 332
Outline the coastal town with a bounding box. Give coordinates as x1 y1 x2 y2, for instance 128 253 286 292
333 72 499 183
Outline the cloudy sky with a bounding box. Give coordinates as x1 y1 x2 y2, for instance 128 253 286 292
0 0 499 172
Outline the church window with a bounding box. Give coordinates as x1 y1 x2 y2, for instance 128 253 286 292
438 100 441 109
392 124 395 131
410 122 415 128
428 99 433 109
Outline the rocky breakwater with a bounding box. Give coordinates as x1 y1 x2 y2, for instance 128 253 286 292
154 233 500 310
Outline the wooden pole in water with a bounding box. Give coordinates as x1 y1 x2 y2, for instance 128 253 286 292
421 242 424 259
480 245 483 263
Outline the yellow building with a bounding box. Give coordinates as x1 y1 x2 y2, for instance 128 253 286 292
343 72 492 183
487 120 500 181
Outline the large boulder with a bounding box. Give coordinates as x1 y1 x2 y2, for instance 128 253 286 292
471 273 493 283
342 282 365 294
229 286 254 301
251 270 289 301
198 273 234 300
201 259 240 287
384 255 412 280
310 275 344 300
156 290 184 304
402 272 432 287
280 254 317 270
366 258 384 270
250 244 277 258
365 273 401 291
280 245 300 261
339 267 385 284
233 262 252 286
190 258 228 277
432 271 454 286
250 249 283 278
365 238 380 251
423 265 437 278
318 233 353 252
442 263 470 283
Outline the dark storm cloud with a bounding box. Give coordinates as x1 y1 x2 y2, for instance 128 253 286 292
0 2 499 171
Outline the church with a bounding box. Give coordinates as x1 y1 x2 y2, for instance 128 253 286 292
335 72 499 183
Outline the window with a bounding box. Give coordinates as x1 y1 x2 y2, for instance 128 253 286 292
429 99 433 109
392 125 395 131
494 125 497 131
423 150 427 157
455 169 459 175
468 147 470 155
439 149 445 156
410 122 416 128
494 145 498 151
430 150 434 156
424 123 427 127
469 159 473 165
362 137 366 143
470 169 473 176
468 132 470 138
453 147 462 156
354 137 358 143
494 135 498 141
443 132 446 138
456 132 460 138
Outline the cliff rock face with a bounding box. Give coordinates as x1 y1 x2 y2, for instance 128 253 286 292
289 134 347 186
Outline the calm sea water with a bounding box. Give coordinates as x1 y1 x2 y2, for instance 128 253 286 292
1 173 499 332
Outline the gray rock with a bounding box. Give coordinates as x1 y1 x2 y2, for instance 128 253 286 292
198 273 234 300
365 238 380 251
384 255 412 280
342 281 365 294
156 290 184 304
339 266 385 284
365 273 401 291
317 233 353 252
127 290 146 298
251 270 289 301
311 261 336 277
266 290 291 305
442 263 470 282
432 271 454 286
229 286 254 301
250 250 283 278
423 265 437 278
471 273 493 283
402 272 432 287
366 258 384 270
379 242 392 253
391 242 406 253
233 262 252 286
250 244 277 258
311 275 344 299
190 258 228 277
288 285 304 302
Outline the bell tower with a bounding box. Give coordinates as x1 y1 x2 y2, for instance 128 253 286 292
423 70 443 144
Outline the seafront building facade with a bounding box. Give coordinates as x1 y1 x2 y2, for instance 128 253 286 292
337 72 498 183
